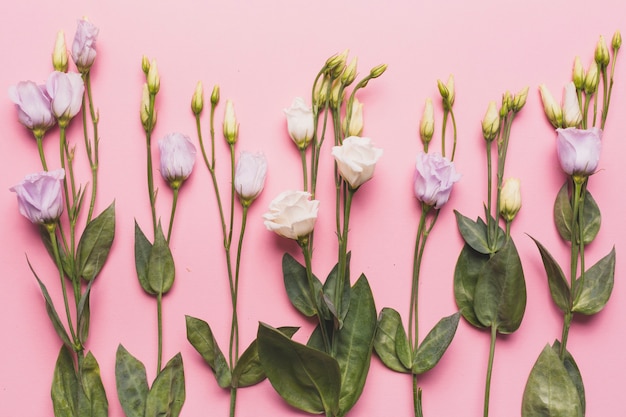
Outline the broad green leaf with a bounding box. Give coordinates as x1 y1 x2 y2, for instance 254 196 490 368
334 274 377 415
77 202 115 281
454 211 491 254
572 247 615 315
453 244 489 328
77 280 93 345
134 221 156 295
474 239 526 333
233 327 299 388
373 308 410 373
115 345 149 417
394 324 412 370
552 341 586 414
78 351 108 417
147 225 175 295
257 322 340 415
553 182 601 244
52 346 79 417
144 353 185 417
282 253 323 317
522 344 583 417
531 237 571 313
307 322 330 351
413 312 460 374
323 253 352 327
185 316 231 388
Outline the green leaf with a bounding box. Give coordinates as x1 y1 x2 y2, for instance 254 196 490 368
394 325 412 370
76 280 93 345
522 344 583 417
147 225 175 295
51 346 79 417
323 253 352 327
144 353 186 417
115 344 149 417
78 351 108 417
474 239 526 333
530 237 571 313
134 221 156 295
233 327 299 388
454 211 491 254
572 247 615 315
282 253 323 317
413 312 460 374
257 322 340 415
552 341 586 414
334 274 377 415
554 182 601 244
453 244 489 328
185 316 231 388
373 308 410 373
77 202 115 281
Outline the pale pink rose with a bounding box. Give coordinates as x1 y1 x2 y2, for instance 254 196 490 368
10 169 65 224
8 81 56 135
235 151 268 205
556 127 602 177
158 133 197 187
414 152 460 209
71 18 99 73
46 71 85 124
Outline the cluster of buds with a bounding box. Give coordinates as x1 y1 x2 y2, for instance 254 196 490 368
481 86 529 142
140 56 159 132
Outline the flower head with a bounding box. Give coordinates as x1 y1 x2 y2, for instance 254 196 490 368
572 56 585 90
191 81 204 115
52 31 68 72
284 97 314 149
263 190 319 240
419 98 435 146
539 84 563 128
235 151 268 206
71 18 98 73
332 136 383 190
223 100 239 145
343 97 364 137
482 101 500 141
413 152 460 209
158 133 197 189
499 178 522 222
562 82 582 128
8 81 56 137
556 127 602 178
46 71 85 126
10 169 65 225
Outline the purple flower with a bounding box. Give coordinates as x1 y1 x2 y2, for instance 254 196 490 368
235 151 268 205
8 81 56 136
158 133 197 188
71 18 99 73
556 127 602 177
46 71 84 125
10 169 65 224
414 152 460 209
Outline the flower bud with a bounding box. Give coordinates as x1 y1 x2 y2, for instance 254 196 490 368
325 49 348 72
313 75 329 110
500 91 512 117
584 61 599 94
191 81 204 115
211 84 220 106
511 86 529 112
341 57 358 86
438 75 455 109
71 18 98 73
539 84 563 128
572 56 585 90
482 101 500 141
343 98 364 137
499 178 521 222
284 97 314 149
235 151 268 206
437 79 449 100
147 59 160 95
562 82 582 128
612 30 622 51
594 35 610 68
332 136 383 190
52 31 68 72
223 100 239 144
141 55 151 75
369 63 387 79
140 83 156 132
330 80 344 109
419 98 435 145
158 133 196 189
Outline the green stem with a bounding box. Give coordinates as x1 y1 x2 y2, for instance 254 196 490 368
408 207 428 352
335 187 354 329
483 325 497 417
300 148 309 192
230 205 249 370
485 139 494 249
83 72 100 223
229 387 237 417
35 133 48 171
157 291 163 373
414 383 423 417
166 187 180 244
560 311 573 360
146 93 157 235
449 108 458 161
300 239 331 352
441 109 449 158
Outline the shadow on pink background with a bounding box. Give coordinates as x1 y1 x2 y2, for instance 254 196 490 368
1 0 624 416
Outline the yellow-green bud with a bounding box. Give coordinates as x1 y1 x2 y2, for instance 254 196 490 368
500 91 512 117
572 56 585 90
191 81 204 115
325 49 348 71
482 101 500 141
369 63 387 79
330 80 344 109
437 79 449 99
511 86 529 112
419 98 435 145
223 100 238 144
612 30 622 51
343 97 364 137
141 55 151 75
147 59 160 95
538 84 563 128
314 75 330 109
584 61 600 94
341 57 358 86
211 84 220 106
140 83 156 132
562 82 582 128
499 178 521 222
438 75 455 109
52 31 68 72
594 35 610 68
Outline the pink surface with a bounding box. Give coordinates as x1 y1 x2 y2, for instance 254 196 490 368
1 1 625 416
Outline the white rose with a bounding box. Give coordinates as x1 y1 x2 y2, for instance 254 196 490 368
331 136 383 189
263 190 319 240
284 97 314 149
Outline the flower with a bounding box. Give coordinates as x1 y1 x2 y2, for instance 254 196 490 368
482 101 500 141
413 152 461 209
511 86 530 113
572 56 585 90
539 84 563 128
223 100 239 145
52 31 68 72
343 97 364 137
419 98 435 145
263 190 319 240
140 84 156 132
595 35 610 68
46 71 85 126
71 17 98 73
332 136 383 189
499 178 522 222
158 133 197 188
8 81 57 137
556 127 602 178
235 151 268 206
191 81 204 115
10 169 65 225
284 97 315 149
562 82 582 128
147 59 160 95
584 61 599 94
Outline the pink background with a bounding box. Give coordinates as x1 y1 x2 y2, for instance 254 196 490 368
1 1 625 416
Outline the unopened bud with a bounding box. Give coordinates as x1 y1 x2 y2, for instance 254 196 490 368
147 59 160 95
223 100 238 144
140 83 156 132
594 35 610 68
572 56 585 90
343 98 364 137
141 55 150 75
538 84 563 128
584 61 600 94
511 86 529 112
369 63 387 79
438 75 455 109
191 81 204 115
419 98 435 145
326 49 348 74
562 82 582 128
314 76 330 109
482 101 500 141
330 80 344 109
52 31 68 72
499 178 521 222
211 84 220 106
341 57 358 86
612 30 622 51
500 91 512 117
